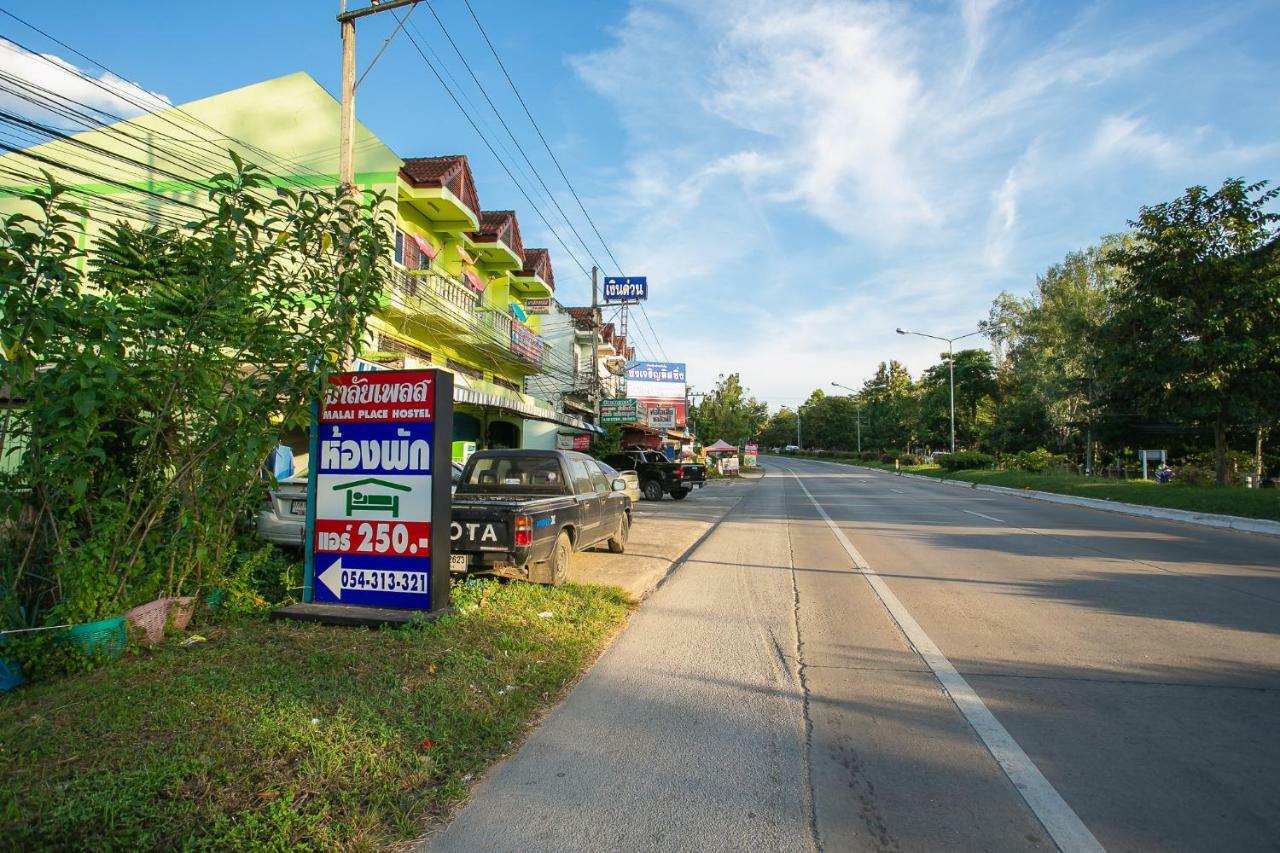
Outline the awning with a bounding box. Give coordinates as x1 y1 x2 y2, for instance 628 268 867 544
453 385 604 434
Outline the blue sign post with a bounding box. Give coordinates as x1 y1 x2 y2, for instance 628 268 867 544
283 368 454 624
603 276 648 302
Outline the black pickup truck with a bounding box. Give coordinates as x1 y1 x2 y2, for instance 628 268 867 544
603 448 707 501
449 449 631 585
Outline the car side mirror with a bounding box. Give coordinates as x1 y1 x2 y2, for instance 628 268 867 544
612 479 627 492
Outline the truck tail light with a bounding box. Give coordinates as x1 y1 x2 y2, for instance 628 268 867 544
675 466 683 480
514 515 533 547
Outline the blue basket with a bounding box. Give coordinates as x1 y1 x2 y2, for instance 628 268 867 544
0 638 24 692
62 616 128 661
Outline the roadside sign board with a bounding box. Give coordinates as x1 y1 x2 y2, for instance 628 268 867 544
601 397 640 423
603 276 648 302
647 406 676 429
524 297 552 314
744 443 758 466
305 369 453 612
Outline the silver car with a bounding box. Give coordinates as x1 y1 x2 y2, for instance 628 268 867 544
597 461 642 508
257 462 465 548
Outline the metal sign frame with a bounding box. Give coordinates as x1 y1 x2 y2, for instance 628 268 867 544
303 368 453 612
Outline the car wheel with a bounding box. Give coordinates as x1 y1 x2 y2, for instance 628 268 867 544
642 479 664 501
670 488 689 500
607 515 629 554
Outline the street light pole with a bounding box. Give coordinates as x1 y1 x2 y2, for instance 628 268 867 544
895 327 993 455
830 382 862 453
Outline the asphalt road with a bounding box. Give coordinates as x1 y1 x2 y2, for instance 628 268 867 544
426 457 1280 852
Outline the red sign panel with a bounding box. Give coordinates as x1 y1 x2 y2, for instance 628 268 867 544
321 370 435 423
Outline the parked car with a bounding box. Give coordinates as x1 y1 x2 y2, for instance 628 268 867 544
257 461 464 548
450 449 631 585
598 460 642 508
602 448 707 501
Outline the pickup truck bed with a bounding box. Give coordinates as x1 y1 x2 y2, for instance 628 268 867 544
450 450 632 585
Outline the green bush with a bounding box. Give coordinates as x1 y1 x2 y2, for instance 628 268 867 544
1007 448 1069 472
937 451 996 470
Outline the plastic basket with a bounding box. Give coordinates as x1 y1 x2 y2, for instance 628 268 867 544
62 617 127 661
0 638 24 692
125 598 170 646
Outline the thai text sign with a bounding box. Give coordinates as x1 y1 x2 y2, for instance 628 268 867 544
601 397 640 423
603 276 647 302
524 297 552 314
309 369 453 611
744 443 758 466
647 406 676 429
626 361 687 429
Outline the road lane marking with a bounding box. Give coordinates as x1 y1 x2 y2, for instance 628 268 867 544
889 488 906 494
963 509 1006 523
788 470 1105 853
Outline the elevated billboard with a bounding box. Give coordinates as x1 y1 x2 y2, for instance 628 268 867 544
625 361 686 430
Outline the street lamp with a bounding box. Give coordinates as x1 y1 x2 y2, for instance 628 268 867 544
895 326 997 454
830 382 862 453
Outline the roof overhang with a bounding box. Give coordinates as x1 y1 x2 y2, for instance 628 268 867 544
509 272 553 298
398 178 478 232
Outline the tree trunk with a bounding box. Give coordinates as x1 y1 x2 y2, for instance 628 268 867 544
1214 405 1229 486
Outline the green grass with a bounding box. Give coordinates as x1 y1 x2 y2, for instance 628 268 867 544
785 454 1280 522
0 580 632 851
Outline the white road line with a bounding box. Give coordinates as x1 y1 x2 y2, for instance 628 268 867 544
963 509 1006 524
788 470 1104 853
889 488 906 494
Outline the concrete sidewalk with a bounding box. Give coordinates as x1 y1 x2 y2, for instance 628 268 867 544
568 476 760 600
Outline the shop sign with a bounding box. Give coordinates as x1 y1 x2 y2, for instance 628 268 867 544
719 456 740 475
744 443 758 466
647 406 676 429
601 397 640 423
307 369 454 612
524 297 552 314
603 275 647 302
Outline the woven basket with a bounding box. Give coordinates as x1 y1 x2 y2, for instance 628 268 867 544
167 596 196 631
63 617 127 661
125 598 170 646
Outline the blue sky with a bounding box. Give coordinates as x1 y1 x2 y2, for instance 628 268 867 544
5 0 1278 407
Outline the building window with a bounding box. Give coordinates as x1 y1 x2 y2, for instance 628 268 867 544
446 359 483 380
377 335 431 364
394 229 404 265
492 376 519 392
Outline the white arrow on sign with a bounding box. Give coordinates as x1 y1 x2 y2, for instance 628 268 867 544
317 557 431 600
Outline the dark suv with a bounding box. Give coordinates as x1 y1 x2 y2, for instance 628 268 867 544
603 448 707 501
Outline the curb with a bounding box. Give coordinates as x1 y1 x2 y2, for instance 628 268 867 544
872 467 1280 538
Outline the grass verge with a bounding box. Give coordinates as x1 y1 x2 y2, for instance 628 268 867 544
783 455 1280 522
0 580 632 851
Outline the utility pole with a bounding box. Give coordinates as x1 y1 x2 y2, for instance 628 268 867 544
896 326 999 455
337 0 418 194
797 407 802 449
591 265 601 405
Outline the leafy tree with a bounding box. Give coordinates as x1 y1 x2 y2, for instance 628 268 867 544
915 349 996 451
1101 178 1280 484
690 373 767 446
760 407 798 448
0 161 393 624
858 360 917 450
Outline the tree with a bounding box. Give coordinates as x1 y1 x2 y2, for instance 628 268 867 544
760 407 798 447
858 360 917 450
917 349 997 451
690 373 767 446
1101 178 1280 484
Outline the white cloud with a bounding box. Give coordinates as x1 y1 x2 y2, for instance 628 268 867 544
571 0 1275 406
0 38 169 129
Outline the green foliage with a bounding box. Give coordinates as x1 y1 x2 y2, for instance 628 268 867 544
1100 178 1280 484
937 451 996 470
0 162 394 629
1006 448 1069 472
690 373 767 445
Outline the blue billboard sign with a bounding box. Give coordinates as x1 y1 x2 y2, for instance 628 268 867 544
305 369 453 612
603 276 648 302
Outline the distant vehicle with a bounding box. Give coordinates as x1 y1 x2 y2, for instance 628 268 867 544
450 450 631 585
598 460 642 508
257 462 464 548
784 445 800 453
602 448 706 501
929 451 950 461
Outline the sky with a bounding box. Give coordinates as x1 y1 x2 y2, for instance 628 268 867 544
3 0 1278 409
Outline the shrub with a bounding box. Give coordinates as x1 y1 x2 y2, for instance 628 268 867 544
937 451 996 470
1007 448 1068 472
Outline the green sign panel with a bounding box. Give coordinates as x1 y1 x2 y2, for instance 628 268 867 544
601 397 639 423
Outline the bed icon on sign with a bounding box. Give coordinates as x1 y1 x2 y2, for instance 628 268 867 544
332 478 412 518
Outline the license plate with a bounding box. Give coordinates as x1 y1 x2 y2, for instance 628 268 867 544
450 554 468 572
290 499 307 515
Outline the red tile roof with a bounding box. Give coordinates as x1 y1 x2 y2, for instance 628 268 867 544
521 247 555 292
400 155 480 217
473 210 524 261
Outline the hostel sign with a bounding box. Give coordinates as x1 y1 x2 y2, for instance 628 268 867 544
306 369 453 612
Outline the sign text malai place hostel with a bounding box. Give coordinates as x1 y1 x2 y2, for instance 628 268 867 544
306 369 454 613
